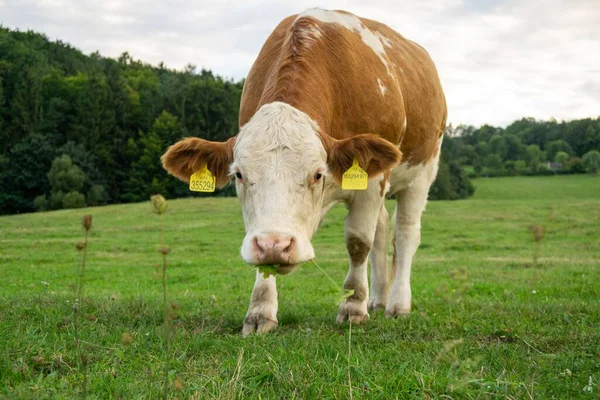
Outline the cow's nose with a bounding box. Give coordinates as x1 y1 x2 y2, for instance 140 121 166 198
253 234 294 264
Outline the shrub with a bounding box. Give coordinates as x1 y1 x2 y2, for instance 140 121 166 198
34 195 48 211
62 191 86 209
582 150 600 174
87 184 107 206
504 160 517 176
554 151 569 165
515 160 527 173
536 163 554 176
49 191 65 210
567 157 586 174
429 159 475 200
48 154 86 193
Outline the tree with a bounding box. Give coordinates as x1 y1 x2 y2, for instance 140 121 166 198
62 191 86 208
504 160 517 176
546 140 573 161
581 150 600 174
484 154 503 173
43 154 88 210
57 141 105 200
87 184 107 206
567 157 586 174
504 134 526 161
514 160 527 174
0 77 5 142
124 111 183 202
525 145 544 171
0 133 55 214
489 135 508 160
554 151 569 165
429 159 475 200
457 144 477 165
48 154 86 192
475 141 489 158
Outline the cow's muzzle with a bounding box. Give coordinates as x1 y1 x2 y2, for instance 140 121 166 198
253 234 295 265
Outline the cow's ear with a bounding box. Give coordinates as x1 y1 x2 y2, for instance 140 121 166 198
161 136 236 188
322 134 402 183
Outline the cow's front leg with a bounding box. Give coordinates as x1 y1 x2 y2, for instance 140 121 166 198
368 203 390 311
337 185 385 324
386 167 434 317
242 271 278 335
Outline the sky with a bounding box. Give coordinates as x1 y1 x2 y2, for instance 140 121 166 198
1 0 598 127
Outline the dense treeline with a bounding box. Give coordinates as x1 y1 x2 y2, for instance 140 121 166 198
0 27 242 215
442 120 600 178
428 117 600 200
1 27 598 215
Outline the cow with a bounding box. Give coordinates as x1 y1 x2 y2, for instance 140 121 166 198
162 8 446 335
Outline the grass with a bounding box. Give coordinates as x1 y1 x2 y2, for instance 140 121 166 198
1 174 599 399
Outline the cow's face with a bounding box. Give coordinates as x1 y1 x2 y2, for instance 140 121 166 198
162 102 401 272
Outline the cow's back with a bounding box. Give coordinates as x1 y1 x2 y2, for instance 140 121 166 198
240 9 446 165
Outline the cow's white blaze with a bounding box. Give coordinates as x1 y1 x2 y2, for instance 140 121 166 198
232 102 327 266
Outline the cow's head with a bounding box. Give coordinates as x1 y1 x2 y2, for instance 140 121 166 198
162 102 401 273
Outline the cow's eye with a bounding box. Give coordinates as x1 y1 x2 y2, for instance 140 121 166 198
235 171 243 180
314 172 323 181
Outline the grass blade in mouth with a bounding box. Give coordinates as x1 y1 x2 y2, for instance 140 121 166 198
308 260 354 304
256 261 353 303
257 265 279 278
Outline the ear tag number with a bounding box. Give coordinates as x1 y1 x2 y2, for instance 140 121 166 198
342 158 368 190
189 164 216 193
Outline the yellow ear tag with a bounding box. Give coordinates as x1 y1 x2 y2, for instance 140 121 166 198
342 158 368 190
189 164 216 193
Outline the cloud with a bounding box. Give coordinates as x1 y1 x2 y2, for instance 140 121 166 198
0 0 598 126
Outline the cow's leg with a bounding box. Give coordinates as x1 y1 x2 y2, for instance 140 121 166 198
242 271 278 335
367 203 389 311
337 186 385 324
385 167 436 317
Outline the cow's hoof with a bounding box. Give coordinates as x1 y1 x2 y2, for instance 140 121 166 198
337 301 369 324
242 314 278 336
367 298 387 312
384 303 411 318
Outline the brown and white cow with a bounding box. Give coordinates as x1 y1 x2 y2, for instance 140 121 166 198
162 8 446 334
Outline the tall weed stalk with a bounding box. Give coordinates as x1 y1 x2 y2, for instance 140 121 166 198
151 195 171 400
529 225 545 266
73 214 92 397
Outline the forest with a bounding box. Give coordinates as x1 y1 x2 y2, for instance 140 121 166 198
1 27 599 215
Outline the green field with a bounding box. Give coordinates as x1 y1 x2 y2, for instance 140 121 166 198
1 175 599 399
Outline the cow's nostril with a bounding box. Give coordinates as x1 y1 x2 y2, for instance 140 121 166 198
283 238 293 254
254 237 264 254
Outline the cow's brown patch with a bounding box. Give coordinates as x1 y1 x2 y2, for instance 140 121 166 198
346 235 370 265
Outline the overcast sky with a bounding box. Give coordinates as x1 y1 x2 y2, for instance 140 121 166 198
1 0 598 126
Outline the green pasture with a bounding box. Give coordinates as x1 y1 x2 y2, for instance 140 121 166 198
1 175 599 399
